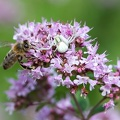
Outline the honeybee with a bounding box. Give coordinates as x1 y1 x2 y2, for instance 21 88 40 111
1 40 31 70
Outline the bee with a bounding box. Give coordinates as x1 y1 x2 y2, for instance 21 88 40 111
1 40 31 70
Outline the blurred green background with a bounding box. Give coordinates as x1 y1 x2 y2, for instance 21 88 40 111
0 0 120 119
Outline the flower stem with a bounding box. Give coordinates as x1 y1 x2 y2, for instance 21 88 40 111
87 96 107 120
70 93 85 120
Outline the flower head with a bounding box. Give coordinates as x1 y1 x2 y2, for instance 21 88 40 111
90 109 120 120
35 96 79 120
6 68 55 113
5 19 120 116
0 0 24 24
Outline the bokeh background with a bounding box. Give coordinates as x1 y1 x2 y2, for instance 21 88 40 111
0 0 120 119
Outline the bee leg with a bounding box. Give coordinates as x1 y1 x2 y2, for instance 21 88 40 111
17 55 35 70
17 55 23 62
19 63 33 70
17 55 34 70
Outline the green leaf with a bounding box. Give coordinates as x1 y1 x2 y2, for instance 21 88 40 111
86 71 94 80
54 86 69 100
91 105 104 116
35 102 47 112
71 91 89 112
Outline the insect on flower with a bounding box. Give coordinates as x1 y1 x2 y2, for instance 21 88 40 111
53 34 75 53
39 29 77 53
0 40 33 70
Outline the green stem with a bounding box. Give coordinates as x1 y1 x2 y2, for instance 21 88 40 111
70 93 85 120
87 96 107 120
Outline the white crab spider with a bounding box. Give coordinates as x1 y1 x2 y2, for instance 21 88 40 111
38 31 76 53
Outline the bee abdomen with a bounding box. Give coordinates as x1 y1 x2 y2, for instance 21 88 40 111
3 51 18 70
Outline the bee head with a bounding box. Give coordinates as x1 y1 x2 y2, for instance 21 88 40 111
23 40 30 51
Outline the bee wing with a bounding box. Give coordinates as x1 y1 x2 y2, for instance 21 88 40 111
0 41 14 48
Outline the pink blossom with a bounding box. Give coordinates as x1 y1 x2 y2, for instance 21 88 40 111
0 0 24 24
90 109 120 120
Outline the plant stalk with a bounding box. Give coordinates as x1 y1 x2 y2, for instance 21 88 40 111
71 93 85 120
87 96 107 120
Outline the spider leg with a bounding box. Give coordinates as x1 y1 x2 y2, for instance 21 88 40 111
68 34 76 43
37 36 55 51
68 28 77 43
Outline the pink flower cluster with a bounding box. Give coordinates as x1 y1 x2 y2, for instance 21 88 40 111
90 109 120 120
5 19 120 119
35 97 79 120
6 68 55 114
0 0 24 24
